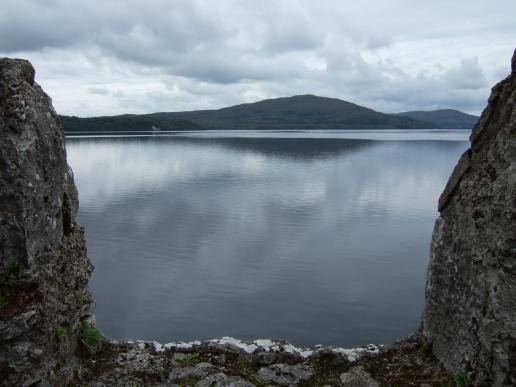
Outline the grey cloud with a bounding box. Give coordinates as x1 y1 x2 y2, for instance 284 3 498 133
441 58 487 90
88 87 109 95
2 0 224 54
258 3 323 53
1 0 515 116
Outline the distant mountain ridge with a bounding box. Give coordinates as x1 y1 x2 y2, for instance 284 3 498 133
397 109 479 129
60 94 479 132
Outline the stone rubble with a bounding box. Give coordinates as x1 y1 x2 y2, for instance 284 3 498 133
339 366 379 387
168 362 215 382
195 372 256 387
69 337 454 386
257 363 313 385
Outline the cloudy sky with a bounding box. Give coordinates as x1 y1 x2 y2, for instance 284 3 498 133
1 0 515 117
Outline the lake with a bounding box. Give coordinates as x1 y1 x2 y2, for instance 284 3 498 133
66 129 469 348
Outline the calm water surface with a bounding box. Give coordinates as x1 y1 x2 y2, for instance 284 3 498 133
66 130 469 347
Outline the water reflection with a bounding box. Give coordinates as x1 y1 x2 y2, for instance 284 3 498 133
66 131 469 347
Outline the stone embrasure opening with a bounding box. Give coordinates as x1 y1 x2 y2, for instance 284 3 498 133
1 49 515 386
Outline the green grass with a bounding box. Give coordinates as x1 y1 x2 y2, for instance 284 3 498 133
80 321 103 352
455 371 471 387
255 377 273 386
55 324 68 337
76 290 88 302
178 353 200 367
0 258 23 284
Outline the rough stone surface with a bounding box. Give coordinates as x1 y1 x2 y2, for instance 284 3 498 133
340 366 380 386
422 49 516 386
253 351 277 366
114 348 166 376
257 363 313 385
0 58 93 385
512 50 516 74
196 372 256 387
168 362 214 381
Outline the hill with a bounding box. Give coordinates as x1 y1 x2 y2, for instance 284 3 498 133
397 109 478 129
149 94 436 129
60 95 477 132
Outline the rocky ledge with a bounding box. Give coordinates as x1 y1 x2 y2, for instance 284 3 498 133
72 336 453 386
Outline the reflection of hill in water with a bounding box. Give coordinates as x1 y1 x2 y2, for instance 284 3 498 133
67 135 376 160
176 136 376 160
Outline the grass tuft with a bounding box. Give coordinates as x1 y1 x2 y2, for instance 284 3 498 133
455 370 471 387
178 353 200 367
76 290 88 302
80 321 103 352
0 258 24 284
255 377 272 386
55 324 68 337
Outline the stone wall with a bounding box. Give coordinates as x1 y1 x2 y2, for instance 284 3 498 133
422 49 516 386
0 58 93 386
